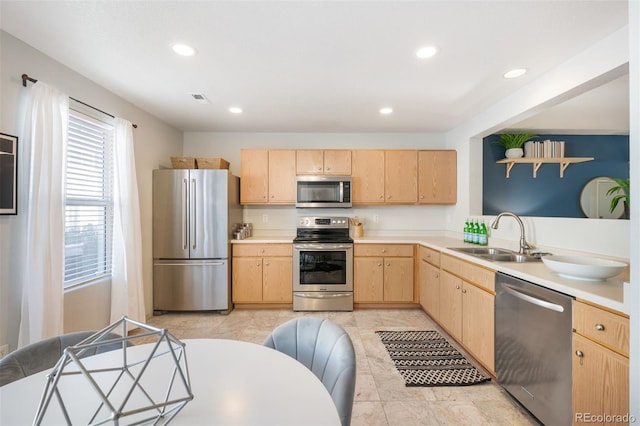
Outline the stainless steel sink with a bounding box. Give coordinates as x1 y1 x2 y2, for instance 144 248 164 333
449 247 514 255
477 253 541 263
448 247 543 263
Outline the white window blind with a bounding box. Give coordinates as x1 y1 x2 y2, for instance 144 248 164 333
64 108 114 287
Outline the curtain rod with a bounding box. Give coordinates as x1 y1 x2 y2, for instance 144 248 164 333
21 74 138 129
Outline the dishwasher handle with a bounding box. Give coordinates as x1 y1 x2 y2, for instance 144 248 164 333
500 282 565 313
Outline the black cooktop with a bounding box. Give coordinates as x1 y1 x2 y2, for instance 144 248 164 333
294 216 353 243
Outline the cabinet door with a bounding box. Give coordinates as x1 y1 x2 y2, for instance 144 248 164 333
240 149 268 203
232 257 263 302
572 333 629 425
268 150 296 203
351 150 385 203
324 150 352 175
385 150 417 203
262 257 293 302
296 150 324 175
462 282 495 372
418 150 457 204
420 260 440 319
383 257 414 302
439 271 462 340
354 257 383 302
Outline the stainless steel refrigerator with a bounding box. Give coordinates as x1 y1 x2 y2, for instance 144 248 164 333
152 169 242 313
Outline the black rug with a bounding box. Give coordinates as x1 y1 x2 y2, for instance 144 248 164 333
376 330 491 387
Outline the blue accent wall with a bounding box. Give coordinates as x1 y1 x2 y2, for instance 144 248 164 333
482 134 629 218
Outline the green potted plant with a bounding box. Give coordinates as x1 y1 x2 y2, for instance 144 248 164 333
606 177 630 219
495 133 536 158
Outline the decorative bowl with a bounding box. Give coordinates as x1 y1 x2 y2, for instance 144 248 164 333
541 255 627 281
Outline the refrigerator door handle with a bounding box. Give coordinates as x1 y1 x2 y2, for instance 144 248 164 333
155 261 226 266
182 178 188 250
191 177 197 250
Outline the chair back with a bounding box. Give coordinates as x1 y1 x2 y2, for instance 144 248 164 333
263 317 356 426
0 331 125 387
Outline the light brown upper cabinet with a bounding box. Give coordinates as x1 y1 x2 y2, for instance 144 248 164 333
351 150 417 204
296 150 351 175
418 150 457 204
240 149 296 204
351 150 385 203
385 150 418 203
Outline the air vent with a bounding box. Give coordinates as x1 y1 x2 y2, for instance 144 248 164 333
191 93 211 104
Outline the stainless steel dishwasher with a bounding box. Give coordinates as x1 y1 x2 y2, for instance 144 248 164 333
495 272 574 426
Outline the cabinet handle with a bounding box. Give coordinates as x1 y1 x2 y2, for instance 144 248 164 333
386 263 391 267
265 262 270 266
595 323 605 331
420 195 424 199
435 273 439 278
326 167 330 171
379 195 384 199
382 249 386 253
377 263 382 267
462 289 467 294
256 263 261 267
575 350 584 366
455 285 460 290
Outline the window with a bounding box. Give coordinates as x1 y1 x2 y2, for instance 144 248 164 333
64 106 114 287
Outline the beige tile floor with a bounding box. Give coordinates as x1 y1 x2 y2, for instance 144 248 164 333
141 308 539 426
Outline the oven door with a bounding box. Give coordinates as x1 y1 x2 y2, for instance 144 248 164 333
293 243 353 292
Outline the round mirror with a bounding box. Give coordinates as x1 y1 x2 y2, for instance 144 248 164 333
579 176 625 219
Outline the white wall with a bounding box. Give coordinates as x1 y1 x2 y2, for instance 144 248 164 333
445 26 631 259
0 31 183 351
183 132 451 234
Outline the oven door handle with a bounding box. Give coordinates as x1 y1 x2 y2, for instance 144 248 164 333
500 283 565 312
295 293 353 299
294 243 353 250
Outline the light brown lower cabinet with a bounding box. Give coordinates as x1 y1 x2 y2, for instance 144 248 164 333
354 244 414 303
572 301 629 425
438 254 495 374
419 248 440 318
232 244 293 304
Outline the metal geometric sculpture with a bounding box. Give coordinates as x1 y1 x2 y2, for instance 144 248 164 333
34 316 193 425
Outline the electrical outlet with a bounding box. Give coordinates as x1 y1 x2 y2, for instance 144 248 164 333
0 344 9 359
373 214 379 223
262 214 268 223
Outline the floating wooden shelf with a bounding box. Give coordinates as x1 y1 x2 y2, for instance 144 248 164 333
496 157 594 178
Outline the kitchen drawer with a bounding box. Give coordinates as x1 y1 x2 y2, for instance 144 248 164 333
354 244 414 257
573 300 629 356
419 245 440 267
233 244 292 257
441 254 495 292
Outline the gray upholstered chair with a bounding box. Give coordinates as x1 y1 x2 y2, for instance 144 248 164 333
0 331 126 387
263 317 356 426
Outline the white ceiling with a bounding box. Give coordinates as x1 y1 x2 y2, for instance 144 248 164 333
0 0 630 133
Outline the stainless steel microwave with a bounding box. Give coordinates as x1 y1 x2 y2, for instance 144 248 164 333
296 176 352 208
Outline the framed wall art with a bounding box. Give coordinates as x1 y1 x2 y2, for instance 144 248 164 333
0 133 18 215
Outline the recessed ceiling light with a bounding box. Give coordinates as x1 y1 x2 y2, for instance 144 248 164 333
172 43 196 56
379 107 393 115
503 68 527 79
229 107 243 114
415 46 438 59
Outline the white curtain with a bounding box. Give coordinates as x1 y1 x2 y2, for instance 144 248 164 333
111 118 146 323
18 82 69 346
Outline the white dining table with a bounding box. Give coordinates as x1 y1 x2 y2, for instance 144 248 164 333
0 338 341 425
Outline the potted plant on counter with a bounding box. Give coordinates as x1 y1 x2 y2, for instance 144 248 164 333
607 177 630 219
495 133 536 159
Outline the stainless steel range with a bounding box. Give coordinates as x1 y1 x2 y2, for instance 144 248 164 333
293 216 353 311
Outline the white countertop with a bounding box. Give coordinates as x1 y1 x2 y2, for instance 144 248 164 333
233 232 630 314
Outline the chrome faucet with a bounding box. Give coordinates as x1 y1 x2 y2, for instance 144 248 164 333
490 212 533 255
